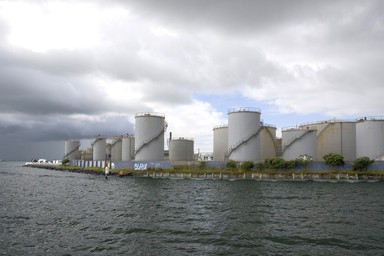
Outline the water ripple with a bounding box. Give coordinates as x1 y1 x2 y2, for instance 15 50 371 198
1 163 384 255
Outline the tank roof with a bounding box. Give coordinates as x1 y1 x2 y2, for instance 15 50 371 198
135 112 165 118
228 107 261 114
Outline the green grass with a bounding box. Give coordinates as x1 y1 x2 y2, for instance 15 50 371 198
56 165 384 176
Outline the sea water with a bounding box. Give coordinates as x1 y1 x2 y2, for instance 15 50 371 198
1 161 384 255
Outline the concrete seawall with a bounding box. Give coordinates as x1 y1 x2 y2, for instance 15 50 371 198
24 164 384 181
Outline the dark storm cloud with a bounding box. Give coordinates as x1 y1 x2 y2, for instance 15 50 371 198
0 66 107 115
121 0 352 33
0 113 134 142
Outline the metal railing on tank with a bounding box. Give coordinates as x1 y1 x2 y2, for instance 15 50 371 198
227 107 261 114
170 137 194 141
135 112 165 118
356 116 384 122
299 118 356 127
213 124 228 130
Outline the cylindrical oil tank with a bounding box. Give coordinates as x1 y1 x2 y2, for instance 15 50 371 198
227 107 261 162
169 137 194 161
213 125 228 161
92 136 106 161
81 148 93 161
64 140 80 160
282 128 317 161
356 117 384 160
260 125 277 161
111 136 123 161
300 120 356 161
106 143 111 160
122 135 135 161
135 112 165 161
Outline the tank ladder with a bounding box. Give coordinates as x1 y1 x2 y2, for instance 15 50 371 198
225 128 262 160
134 122 167 157
282 130 311 153
64 144 80 159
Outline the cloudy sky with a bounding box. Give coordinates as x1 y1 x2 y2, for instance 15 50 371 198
0 0 383 160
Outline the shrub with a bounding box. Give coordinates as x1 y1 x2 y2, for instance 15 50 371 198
264 157 286 170
323 153 344 168
198 161 206 169
353 157 374 171
298 154 313 169
285 159 300 169
62 158 70 165
240 161 254 171
255 162 265 171
226 159 237 169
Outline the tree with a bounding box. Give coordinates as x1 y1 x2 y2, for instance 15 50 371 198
323 153 344 168
352 157 374 171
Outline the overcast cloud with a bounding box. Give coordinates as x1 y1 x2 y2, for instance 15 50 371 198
0 0 383 160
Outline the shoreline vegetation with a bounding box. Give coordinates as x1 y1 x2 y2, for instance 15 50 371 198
26 164 384 181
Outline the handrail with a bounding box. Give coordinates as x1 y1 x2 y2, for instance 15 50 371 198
282 130 311 153
135 112 165 118
226 127 262 159
262 126 277 150
91 136 104 147
299 119 355 127
170 137 194 141
111 136 123 147
315 122 332 139
213 124 228 130
228 107 261 114
64 144 80 159
281 126 301 132
262 123 276 128
134 130 164 156
356 116 384 122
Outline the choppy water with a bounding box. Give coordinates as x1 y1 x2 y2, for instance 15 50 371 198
1 162 384 256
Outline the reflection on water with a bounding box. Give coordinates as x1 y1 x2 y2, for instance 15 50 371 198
1 162 384 255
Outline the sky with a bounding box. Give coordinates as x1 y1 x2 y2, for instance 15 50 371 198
0 0 383 161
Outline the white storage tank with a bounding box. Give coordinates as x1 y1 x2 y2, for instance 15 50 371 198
282 128 317 161
169 137 194 162
64 140 80 160
111 136 123 161
106 143 111 160
227 107 261 162
260 125 277 161
356 117 384 160
300 120 356 161
122 135 135 161
80 148 93 161
135 112 166 161
92 136 106 161
213 125 228 161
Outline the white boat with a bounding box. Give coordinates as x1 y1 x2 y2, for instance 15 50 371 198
24 159 58 166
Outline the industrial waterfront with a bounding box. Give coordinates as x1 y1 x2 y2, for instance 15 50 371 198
62 108 384 172
1 161 384 255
